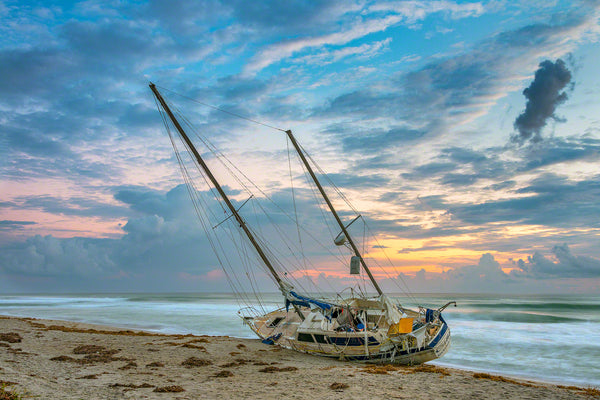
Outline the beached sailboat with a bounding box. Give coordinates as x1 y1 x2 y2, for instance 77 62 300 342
150 83 455 364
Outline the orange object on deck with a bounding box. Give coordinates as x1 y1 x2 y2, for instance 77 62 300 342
387 318 414 336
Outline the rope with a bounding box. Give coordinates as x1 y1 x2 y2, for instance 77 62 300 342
153 85 419 305
155 84 286 133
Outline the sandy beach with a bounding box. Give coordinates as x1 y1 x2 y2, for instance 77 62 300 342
1 315 597 399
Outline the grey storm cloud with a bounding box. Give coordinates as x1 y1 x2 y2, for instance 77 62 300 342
513 59 573 143
0 185 219 291
445 173 600 227
0 183 341 292
513 243 600 279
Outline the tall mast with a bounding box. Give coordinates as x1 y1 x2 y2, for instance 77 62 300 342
285 130 383 296
150 84 304 318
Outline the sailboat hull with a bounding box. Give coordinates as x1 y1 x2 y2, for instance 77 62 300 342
240 307 451 365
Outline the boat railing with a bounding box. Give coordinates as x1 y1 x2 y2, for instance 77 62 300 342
237 306 262 319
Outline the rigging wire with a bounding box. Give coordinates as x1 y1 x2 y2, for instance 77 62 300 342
286 136 308 273
154 85 419 302
166 96 318 297
156 84 286 133
158 96 269 310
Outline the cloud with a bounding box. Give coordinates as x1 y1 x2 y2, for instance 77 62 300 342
0 235 115 277
0 183 345 292
244 14 403 75
513 59 573 143
0 220 37 229
444 171 600 227
228 0 351 31
513 243 600 278
296 38 393 66
369 1 485 23
308 250 598 294
0 185 214 290
318 5 599 154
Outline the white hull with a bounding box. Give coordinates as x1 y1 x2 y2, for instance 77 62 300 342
240 302 452 365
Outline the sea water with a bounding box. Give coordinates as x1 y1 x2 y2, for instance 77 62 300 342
1 293 598 387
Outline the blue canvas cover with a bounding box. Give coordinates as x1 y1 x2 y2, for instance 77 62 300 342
285 291 333 312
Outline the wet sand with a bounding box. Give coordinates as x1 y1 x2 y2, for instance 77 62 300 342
1 315 598 399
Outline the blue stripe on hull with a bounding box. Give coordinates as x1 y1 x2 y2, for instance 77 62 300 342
339 322 449 362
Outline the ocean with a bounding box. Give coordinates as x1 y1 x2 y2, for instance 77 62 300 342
1 293 598 387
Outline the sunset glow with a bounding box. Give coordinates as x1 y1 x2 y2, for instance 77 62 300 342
1 0 600 293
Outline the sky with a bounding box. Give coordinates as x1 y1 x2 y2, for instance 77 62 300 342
1 0 600 294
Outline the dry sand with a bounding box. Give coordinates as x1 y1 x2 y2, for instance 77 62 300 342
1 315 598 399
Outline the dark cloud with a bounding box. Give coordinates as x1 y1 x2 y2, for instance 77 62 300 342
401 146 508 187
513 244 600 278
519 136 600 171
15 195 129 218
0 220 37 229
440 173 478 187
513 59 573 143
446 173 600 227
488 180 517 191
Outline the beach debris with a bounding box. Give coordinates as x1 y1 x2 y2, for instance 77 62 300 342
473 373 537 387
73 345 106 354
181 357 212 368
6 347 30 356
236 343 246 350
76 375 99 379
181 343 206 351
189 338 209 343
109 383 153 392
212 370 234 378
50 346 128 364
220 362 240 368
258 366 298 373
146 361 164 368
411 364 450 376
330 382 349 391
32 323 170 338
0 383 23 400
253 361 269 366
153 385 185 393
360 364 400 375
360 363 450 376
162 341 184 346
0 333 22 343
557 385 600 398
119 361 137 370
50 355 76 362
